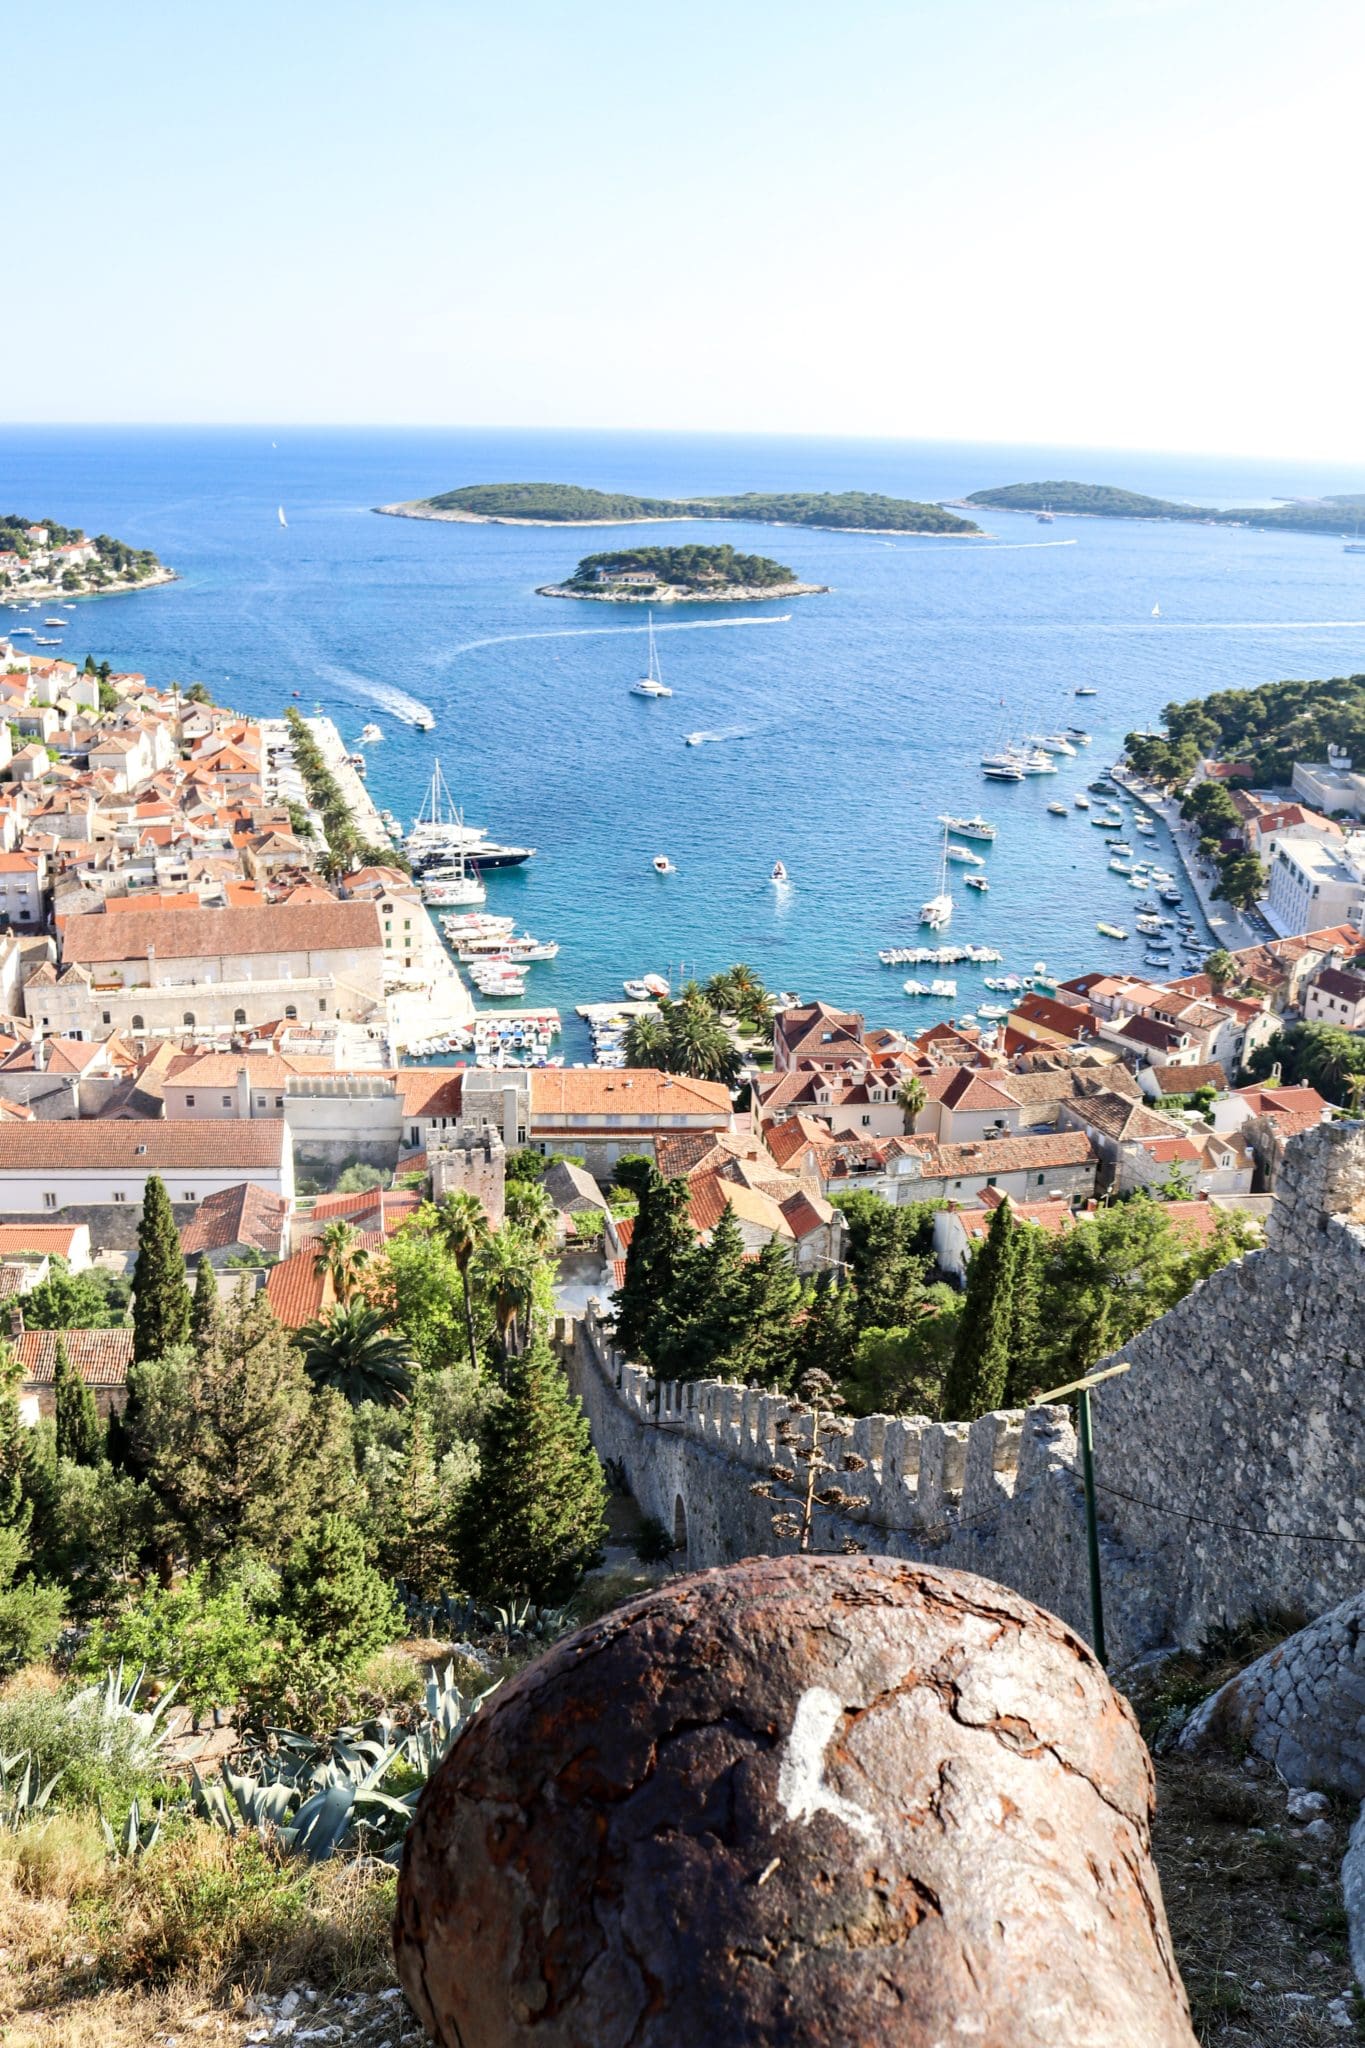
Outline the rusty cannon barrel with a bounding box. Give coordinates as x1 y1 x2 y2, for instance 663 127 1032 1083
395 1555 1194 2047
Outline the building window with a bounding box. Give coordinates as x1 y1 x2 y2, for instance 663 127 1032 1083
102 1011 111 1025
131 1015 144 1031
112 1191 126 1203
284 1005 297 1020
986 1176 998 1188
318 999 327 1013
275 1096 283 1109
183 1191 197 1202
183 1012 195 1028
186 1094 196 1106
42 1193 56 1209
234 1009 247 1026
861 1114 871 1127
1037 1172 1046 1185
221 1095 232 1107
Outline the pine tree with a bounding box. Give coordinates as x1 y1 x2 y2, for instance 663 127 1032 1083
277 1513 402 1667
190 1258 220 1346
730 1239 802 1389
942 1198 1018 1421
0 1347 27 1527
455 1338 607 1604
131 1175 192 1363
53 1336 102 1466
1004 1222 1048 1407
792 1273 856 1387
611 1172 696 1359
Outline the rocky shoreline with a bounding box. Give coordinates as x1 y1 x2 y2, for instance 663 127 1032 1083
0 565 178 604
536 579 829 603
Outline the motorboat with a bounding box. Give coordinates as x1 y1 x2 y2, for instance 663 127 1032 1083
1047 801 1068 817
360 723 383 744
1074 793 1090 809
1096 922 1129 940
1066 728 1093 743
44 617 68 628
980 754 1024 782
642 973 671 998
652 855 676 874
929 979 958 998
946 843 984 865
771 860 789 883
1032 732 1077 756
937 813 997 841
623 979 655 1001
631 613 673 697
964 874 989 892
1016 747 1058 774
1075 685 1098 697
685 732 708 746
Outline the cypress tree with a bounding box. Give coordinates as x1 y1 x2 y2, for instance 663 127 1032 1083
732 1238 802 1390
190 1258 220 1346
53 1336 102 1466
131 1174 192 1364
793 1273 856 1387
1004 1222 1048 1407
942 1198 1018 1421
455 1338 607 1604
612 1172 696 1360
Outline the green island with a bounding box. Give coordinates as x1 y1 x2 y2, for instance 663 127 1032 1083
0 512 171 599
376 481 979 535
539 542 828 603
966 479 1365 539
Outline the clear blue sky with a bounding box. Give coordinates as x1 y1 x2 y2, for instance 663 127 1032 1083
12 0 1364 455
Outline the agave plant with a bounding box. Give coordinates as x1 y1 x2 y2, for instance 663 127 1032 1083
0 1751 62 1832
99 1796 164 1860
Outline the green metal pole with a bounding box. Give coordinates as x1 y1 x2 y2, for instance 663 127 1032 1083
1077 1386 1107 1666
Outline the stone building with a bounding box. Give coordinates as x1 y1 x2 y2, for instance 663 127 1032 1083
429 1124 505 1224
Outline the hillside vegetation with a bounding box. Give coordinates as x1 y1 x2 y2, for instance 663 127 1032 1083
0 513 163 588
967 479 1365 539
568 544 797 591
1126 672 1365 788
417 482 979 533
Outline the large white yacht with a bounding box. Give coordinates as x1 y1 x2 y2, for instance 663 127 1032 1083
630 613 672 697
407 761 535 869
937 813 997 840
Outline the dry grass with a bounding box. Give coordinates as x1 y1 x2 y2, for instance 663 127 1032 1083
1152 1752 1362 2044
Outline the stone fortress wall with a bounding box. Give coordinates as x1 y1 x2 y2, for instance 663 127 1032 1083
561 1121 1365 1666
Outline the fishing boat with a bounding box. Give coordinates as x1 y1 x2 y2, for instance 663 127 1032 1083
771 860 789 883
919 825 953 929
631 613 672 697
1096 921 1129 940
937 813 997 840
652 855 675 874
964 874 989 892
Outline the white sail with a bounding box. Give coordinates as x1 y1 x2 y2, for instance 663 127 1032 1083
278 506 288 528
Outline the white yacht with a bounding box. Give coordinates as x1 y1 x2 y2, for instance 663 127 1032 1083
1016 747 1058 774
980 753 1024 782
631 613 672 697
937 813 997 841
421 848 486 907
771 860 789 883
920 825 953 929
360 723 383 745
946 843 984 866
652 855 675 874
407 761 535 869
1031 732 1077 757
1074 793 1091 809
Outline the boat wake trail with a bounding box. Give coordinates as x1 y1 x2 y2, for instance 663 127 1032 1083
447 616 792 657
1096 619 1365 633
931 539 1080 552
309 657 434 728
683 727 752 747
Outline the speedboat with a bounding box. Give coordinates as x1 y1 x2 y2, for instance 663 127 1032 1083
360 723 382 744
1074 793 1091 809
964 874 989 892
771 860 789 883
623 979 653 1001
1033 733 1077 756
1066 728 1093 743
652 855 675 874
685 732 708 746
1047 801 1068 816
980 754 1024 782
1075 685 1098 697
44 617 68 628
946 844 984 865
1096 921 1129 940
642 973 671 998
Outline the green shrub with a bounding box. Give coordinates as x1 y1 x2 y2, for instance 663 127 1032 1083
78 1568 281 1719
0 1669 172 1820
276 1515 403 1669
631 1515 676 1564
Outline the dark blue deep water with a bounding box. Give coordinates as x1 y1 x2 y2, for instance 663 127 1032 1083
5 426 1365 1051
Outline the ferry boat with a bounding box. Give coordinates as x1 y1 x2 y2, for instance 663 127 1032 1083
937 813 997 840
631 613 673 698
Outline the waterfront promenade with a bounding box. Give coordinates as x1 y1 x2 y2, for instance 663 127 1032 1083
305 719 475 1042
1111 764 1262 954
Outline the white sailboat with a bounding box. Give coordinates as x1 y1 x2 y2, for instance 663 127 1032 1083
1151 602 1161 618
631 612 672 697
920 824 953 929
278 506 288 528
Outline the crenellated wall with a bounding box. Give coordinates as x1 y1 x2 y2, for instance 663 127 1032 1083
561 1121 1365 1668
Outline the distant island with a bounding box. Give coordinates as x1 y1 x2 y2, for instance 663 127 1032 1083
966 479 1365 539
538 543 829 604
0 514 173 601
376 481 980 536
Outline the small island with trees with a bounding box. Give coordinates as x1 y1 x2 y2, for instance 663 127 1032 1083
376 481 980 536
538 544 828 604
0 514 173 601
966 479 1365 539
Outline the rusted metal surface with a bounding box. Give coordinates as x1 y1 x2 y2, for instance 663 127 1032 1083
395 1555 1195 2046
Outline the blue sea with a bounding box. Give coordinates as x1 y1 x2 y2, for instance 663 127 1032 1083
5 425 1365 1057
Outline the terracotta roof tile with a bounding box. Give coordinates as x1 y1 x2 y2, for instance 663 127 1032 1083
62 901 381 965
0 1122 285 1170
529 1069 731 1118
17 1327 134 1389
179 1182 289 1259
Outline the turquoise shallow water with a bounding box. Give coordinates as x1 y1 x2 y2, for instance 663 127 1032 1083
4 426 1365 1056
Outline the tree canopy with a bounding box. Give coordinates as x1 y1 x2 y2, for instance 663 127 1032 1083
415 482 978 534
568 545 798 591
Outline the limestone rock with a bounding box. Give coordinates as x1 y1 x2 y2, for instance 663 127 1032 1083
395 1555 1196 2047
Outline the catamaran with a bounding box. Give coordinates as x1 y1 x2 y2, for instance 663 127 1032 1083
631 613 673 698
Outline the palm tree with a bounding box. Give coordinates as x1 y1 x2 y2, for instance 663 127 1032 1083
431 1190 489 1377
311 1219 370 1304
505 1180 558 1255
726 963 768 1027
623 1011 670 1067
666 1002 740 1085
705 969 739 1014
897 1074 927 1133
474 1229 540 1361
297 1301 414 1407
